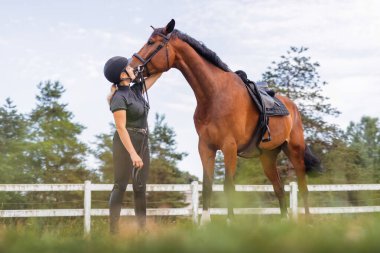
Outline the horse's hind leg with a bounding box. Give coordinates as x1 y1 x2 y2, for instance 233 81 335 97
199 140 216 225
282 141 310 215
259 148 287 217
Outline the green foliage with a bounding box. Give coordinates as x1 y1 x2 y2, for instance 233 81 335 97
235 158 266 184
0 81 99 209
92 113 197 208
149 113 188 166
262 46 341 146
321 116 380 183
28 81 96 184
92 124 114 183
148 113 196 207
214 151 224 184
346 116 380 173
0 99 31 208
2 215 380 253
319 117 380 205
0 98 30 183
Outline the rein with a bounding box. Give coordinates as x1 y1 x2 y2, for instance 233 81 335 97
130 66 150 191
128 32 171 190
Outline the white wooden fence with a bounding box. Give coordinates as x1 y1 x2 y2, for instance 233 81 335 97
1 181 380 234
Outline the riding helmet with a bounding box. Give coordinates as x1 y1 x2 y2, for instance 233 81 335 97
103 56 131 84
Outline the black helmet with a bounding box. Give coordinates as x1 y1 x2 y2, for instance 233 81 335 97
103 56 130 84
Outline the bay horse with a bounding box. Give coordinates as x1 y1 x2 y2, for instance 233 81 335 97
125 19 322 224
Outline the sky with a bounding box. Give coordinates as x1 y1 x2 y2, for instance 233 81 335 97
0 0 379 179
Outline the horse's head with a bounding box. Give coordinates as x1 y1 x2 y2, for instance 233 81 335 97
123 19 176 80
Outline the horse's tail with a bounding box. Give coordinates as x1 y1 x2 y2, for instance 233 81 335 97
304 146 323 177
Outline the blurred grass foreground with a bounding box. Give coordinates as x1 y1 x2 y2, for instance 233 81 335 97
1 215 380 253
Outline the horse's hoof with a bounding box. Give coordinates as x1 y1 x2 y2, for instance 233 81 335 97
226 217 232 226
280 217 289 224
280 213 290 223
200 210 211 226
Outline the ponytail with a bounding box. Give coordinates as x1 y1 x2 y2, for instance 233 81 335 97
107 84 118 105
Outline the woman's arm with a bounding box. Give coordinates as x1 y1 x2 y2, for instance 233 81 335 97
123 65 162 92
113 110 143 168
144 73 162 91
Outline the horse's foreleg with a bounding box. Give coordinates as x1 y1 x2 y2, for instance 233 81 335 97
221 141 238 223
259 149 287 217
199 140 216 225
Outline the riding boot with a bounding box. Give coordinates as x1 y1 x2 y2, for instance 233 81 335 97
134 189 147 229
109 185 125 234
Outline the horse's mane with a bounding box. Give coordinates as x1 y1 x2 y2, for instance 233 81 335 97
153 28 230 72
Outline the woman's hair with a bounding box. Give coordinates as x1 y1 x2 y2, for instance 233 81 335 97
106 85 118 105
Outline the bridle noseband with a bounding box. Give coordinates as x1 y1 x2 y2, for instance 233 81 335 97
131 32 171 78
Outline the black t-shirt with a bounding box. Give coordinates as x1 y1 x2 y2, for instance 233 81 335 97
110 82 149 129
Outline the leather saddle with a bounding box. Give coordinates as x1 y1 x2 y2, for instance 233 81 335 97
234 70 289 158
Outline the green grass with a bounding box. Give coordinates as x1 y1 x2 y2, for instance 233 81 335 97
1 215 380 253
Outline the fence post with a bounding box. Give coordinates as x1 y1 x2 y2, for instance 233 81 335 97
84 180 92 235
191 181 199 225
289 181 298 220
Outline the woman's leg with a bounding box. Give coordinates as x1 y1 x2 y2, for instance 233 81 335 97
133 137 150 229
109 132 132 234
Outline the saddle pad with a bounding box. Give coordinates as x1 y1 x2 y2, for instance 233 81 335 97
266 96 289 117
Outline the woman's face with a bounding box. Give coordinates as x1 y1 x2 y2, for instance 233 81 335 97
119 65 136 85
119 79 131 86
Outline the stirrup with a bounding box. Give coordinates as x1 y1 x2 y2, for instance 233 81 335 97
261 125 271 142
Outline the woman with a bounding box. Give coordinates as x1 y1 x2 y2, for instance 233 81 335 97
103 56 161 234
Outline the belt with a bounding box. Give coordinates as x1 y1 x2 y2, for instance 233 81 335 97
127 127 148 135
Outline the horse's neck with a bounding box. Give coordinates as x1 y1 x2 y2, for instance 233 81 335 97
173 41 224 104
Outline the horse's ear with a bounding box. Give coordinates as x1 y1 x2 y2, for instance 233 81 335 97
164 19 175 34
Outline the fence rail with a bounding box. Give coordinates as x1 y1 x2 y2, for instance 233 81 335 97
1 181 380 234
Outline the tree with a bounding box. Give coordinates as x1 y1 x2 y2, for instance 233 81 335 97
0 98 31 209
28 81 96 184
92 124 114 183
0 98 30 183
214 151 224 184
149 114 188 166
262 46 341 147
345 116 380 179
26 81 98 208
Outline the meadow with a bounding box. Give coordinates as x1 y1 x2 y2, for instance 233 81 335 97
1 214 380 253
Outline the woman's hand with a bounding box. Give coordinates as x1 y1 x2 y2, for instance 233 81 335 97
125 66 136 80
130 152 143 169
120 65 136 82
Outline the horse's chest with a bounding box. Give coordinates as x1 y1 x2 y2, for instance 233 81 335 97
193 114 228 145
193 109 219 130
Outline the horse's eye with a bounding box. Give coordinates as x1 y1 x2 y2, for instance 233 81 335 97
147 40 154 45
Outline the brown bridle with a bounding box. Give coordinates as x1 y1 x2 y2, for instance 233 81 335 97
122 31 171 80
